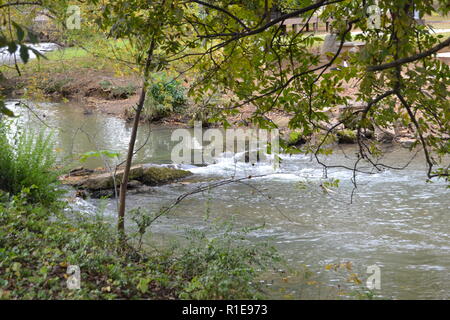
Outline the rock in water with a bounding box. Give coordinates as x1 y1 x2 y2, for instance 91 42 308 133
337 130 357 144
61 165 192 192
74 166 144 190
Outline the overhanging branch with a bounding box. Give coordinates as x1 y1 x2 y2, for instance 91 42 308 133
367 36 450 72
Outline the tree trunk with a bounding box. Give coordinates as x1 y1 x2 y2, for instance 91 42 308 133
117 40 156 237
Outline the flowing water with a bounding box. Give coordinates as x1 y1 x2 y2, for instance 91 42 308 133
5 100 450 300
0 43 60 65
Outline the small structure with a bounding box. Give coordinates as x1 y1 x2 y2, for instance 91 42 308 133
271 7 333 33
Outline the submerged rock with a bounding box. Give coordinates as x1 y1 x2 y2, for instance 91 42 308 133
375 127 396 143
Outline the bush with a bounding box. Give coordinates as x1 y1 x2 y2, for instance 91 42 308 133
0 121 61 205
142 73 187 121
41 78 73 96
127 207 281 300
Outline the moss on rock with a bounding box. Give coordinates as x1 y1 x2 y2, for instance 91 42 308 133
140 166 192 186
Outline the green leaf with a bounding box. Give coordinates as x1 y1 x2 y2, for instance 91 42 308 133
19 45 29 63
0 101 16 117
27 29 39 44
7 42 17 54
12 22 25 42
137 278 151 294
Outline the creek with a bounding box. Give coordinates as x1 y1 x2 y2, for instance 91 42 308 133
6 100 449 299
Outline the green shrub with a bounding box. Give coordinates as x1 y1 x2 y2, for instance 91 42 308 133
41 78 73 95
110 84 137 99
0 121 61 205
143 73 187 121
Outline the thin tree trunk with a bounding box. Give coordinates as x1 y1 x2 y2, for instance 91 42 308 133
117 39 156 237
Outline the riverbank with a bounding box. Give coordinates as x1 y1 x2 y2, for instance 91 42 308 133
1 46 142 116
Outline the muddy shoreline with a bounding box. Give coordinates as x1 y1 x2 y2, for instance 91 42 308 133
2 64 421 148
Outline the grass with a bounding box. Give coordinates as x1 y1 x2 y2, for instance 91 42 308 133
22 47 110 74
1 38 138 78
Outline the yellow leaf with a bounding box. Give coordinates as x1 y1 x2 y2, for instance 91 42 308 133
348 273 362 285
345 261 353 271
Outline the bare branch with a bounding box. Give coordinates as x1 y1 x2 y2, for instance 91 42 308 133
188 0 251 31
367 36 450 72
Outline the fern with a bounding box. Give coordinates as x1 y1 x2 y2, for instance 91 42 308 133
0 121 62 205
